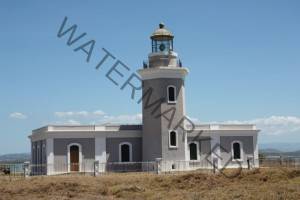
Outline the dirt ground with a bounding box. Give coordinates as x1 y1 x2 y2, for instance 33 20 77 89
0 168 299 200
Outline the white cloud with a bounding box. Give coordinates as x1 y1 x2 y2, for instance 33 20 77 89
54 111 74 117
100 113 142 124
54 110 105 118
53 110 141 124
244 116 300 136
65 119 81 125
9 112 27 119
93 110 105 116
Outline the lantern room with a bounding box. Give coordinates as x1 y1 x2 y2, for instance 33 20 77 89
151 23 174 53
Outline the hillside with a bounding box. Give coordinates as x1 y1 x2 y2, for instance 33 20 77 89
0 168 299 199
260 149 300 157
259 143 300 152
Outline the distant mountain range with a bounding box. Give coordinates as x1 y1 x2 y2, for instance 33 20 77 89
259 143 300 152
260 149 300 157
0 153 30 163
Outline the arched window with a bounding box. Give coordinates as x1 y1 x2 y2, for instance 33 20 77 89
189 142 198 160
167 85 176 103
119 142 132 162
169 130 177 148
232 141 243 161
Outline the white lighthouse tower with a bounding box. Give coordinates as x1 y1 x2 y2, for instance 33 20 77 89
138 23 189 168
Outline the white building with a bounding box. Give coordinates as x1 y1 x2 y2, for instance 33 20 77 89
29 23 259 175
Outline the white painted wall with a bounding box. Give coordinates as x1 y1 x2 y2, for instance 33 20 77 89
253 134 259 168
95 136 106 172
46 138 54 175
210 134 222 169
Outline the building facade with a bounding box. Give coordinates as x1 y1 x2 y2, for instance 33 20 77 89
29 24 259 175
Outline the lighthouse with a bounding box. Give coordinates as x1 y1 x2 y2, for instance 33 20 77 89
138 23 189 164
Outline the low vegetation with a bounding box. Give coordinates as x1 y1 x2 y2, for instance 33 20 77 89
0 168 299 200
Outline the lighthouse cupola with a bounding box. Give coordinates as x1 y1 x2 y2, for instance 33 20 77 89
151 23 174 53
148 23 179 68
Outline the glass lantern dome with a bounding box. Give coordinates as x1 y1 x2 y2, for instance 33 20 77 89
150 23 174 53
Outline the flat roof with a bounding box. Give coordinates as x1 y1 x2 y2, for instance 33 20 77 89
31 124 258 135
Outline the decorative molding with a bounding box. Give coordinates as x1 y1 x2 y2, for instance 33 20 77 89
30 130 142 142
138 67 189 80
148 51 178 58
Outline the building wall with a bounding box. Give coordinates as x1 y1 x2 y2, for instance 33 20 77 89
53 138 95 172
31 140 46 165
142 78 186 162
106 137 142 162
31 140 47 175
187 137 211 162
220 136 254 168
142 79 163 161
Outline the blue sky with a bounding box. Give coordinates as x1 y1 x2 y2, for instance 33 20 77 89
0 0 300 154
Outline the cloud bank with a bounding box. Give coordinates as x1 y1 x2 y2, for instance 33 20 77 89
54 110 105 118
232 116 300 136
9 112 27 119
53 110 141 125
193 116 300 136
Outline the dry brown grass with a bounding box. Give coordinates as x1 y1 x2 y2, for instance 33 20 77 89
0 168 300 200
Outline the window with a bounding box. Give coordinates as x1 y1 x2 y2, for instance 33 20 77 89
171 164 176 169
151 38 173 53
189 143 198 160
167 85 176 103
119 142 132 162
232 141 243 161
169 131 177 148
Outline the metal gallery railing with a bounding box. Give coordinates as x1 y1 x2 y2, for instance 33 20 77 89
1 157 300 177
259 156 300 168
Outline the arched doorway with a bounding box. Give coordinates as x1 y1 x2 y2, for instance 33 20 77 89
70 145 79 171
189 143 198 160
68 143 82 172
119 142 132 162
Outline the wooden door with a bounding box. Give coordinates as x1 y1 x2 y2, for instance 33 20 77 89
70 145 79 171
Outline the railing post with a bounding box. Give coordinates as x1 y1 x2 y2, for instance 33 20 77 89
213 158 218 174
247 159 250 170
94 161 99 177
155 158 162 174
247 156 253 170
23 162 30 178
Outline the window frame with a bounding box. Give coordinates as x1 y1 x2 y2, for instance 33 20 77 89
119 142 133 163
188 141 200 161
167 85 177 104
231 140 243 162
168 130 178 149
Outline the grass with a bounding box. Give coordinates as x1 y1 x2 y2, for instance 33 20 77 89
0 168 299 199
